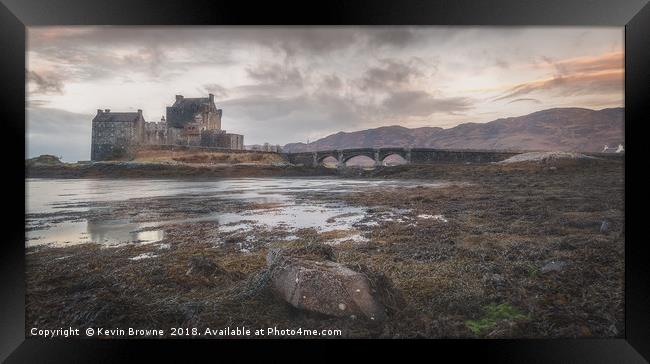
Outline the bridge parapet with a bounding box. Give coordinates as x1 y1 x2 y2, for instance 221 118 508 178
284 147 521 167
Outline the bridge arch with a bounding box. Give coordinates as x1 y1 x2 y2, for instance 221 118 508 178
378 149 408 162
319 155 339 167
316 153 339 164
344 155 377 168
382 153 408 166
341 150 376 164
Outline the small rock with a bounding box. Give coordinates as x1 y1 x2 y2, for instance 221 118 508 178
600 220 610 233
186 256 222 276
482 273 505 288
540 260 569 274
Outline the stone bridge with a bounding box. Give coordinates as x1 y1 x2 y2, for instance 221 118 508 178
284 148 521 167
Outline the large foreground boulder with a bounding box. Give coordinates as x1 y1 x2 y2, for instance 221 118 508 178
267 248 388 321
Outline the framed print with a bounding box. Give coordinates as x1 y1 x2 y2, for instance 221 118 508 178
1 0 649 362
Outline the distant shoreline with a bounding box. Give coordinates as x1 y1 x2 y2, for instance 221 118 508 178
25 161 336 179
25 153 623 181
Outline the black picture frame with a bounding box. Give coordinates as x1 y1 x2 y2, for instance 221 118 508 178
2 0 648 362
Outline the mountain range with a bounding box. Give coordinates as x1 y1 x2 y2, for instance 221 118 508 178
283 107 624 153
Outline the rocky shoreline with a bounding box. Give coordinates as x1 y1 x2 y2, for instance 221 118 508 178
26 157 624 338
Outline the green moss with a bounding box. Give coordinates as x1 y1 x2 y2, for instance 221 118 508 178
465 303 529 335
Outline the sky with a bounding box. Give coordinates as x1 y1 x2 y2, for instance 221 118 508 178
26 26 624 161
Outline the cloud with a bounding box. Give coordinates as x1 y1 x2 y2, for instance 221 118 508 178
270 28 364 56
382 90 473 117
28 28 237 87
28 27 424 53
28 27 364 61
495 51 623 102
221 94 309 121
201 83 229 98
357 58 423 91
26 70 64 94
321 74 343 90
25 26 624 149
245 63 304 87
218 91 369 144
550 51 623 75
26 27 435 89
507 98 541 104
30 43 186 84
27 99 50 107
366 28 418 48
494 70 623 102
494 58 510 69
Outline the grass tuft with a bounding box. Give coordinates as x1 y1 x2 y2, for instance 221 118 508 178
465 303 529 335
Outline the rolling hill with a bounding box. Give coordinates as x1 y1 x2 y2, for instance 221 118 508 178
283 107 624 153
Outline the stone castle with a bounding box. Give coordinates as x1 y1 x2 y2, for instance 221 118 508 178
91 93 244 161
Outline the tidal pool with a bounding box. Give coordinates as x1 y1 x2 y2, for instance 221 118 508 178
26 177 449 247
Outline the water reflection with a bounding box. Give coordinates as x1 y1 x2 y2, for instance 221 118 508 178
26 210 164 247
26 177 447 247
86 218 164 246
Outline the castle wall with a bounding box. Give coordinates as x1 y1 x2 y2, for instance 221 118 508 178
199 130 222 147
250 143 283 152
209 109 222 130
91 121 141 161
164 127 196 146
167 127 183 145
224 133 244 150
143 122 169 145
185 135 202 146
200 130 244 150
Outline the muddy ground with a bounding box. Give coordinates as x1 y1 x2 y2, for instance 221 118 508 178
25 158 624 338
